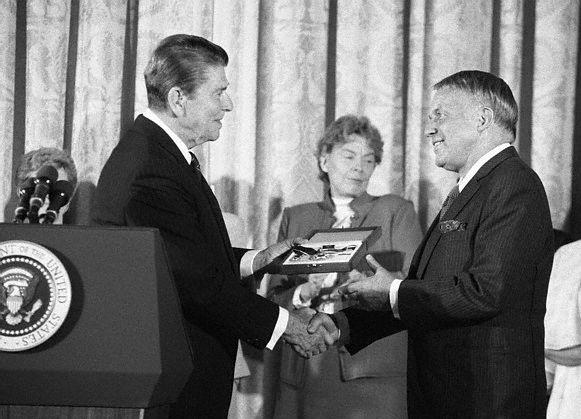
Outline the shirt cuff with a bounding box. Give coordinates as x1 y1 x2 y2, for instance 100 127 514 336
292 284 312 309
390 279 402 319
240 249 260 277
266 306 289 350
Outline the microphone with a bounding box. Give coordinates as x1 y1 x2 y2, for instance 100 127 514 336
42 180 74 225
12 177 35 223
27 165 58 224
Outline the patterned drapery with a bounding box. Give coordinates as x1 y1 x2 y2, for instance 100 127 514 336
1 1 580 417
1 0 579 239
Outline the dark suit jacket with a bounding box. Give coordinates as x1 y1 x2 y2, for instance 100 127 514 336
91 115 280 418
342 147 553 418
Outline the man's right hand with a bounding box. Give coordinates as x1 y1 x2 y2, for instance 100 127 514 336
283 308 337 358
307 312 341 346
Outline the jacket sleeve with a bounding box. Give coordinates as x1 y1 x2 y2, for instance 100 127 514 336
266 207 309 308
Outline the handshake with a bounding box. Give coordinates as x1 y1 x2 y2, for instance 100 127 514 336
279 253 402 358
282 307 342 358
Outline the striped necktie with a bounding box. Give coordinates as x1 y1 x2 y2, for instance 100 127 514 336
440 184 460 217
189 152 202 180
189 152 201 170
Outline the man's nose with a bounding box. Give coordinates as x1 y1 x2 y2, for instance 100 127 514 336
424 124 437 138
222 93 233 112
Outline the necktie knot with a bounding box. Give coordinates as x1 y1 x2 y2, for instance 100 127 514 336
441 184 460 217
189 152 201 171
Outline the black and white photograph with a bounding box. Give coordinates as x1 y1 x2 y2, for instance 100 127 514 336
0 1 580 418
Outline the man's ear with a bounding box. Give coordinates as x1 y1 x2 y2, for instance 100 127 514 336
477 107 494 133
167 87 185 117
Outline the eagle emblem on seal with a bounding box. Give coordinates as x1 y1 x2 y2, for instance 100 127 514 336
0 267 43 326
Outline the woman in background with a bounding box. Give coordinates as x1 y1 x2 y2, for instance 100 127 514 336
268 115 422 418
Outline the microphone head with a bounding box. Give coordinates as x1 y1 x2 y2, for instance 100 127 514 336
17 177 35 197
13 177 36 223
48 180 74 208
34 165 58 184
29 165 60 223
42 180 74 225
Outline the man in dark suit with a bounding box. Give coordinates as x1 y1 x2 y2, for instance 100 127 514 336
311 70 554 418
91 34 331 418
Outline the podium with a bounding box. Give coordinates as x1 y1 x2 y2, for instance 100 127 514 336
0 224 193 419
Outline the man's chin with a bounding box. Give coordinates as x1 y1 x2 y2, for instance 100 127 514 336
196 134 220 145
434 158 446 168
207 131 221 141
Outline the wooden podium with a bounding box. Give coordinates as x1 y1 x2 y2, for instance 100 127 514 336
0 224 193 418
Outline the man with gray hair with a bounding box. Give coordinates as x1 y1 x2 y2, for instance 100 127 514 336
91 34 333 418
312 70 553 418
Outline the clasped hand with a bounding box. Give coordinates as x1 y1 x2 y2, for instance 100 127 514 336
283 255 400 358
283 308 341 358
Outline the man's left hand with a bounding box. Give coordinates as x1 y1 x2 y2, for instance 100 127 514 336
253 237 306 274
339 255 398 311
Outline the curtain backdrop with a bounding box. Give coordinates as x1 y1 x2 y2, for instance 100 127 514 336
1 0 580 241
1 1 580 417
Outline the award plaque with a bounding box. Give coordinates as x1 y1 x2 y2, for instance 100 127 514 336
280 226 381 275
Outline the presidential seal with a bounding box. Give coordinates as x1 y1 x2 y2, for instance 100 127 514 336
0 240 71 352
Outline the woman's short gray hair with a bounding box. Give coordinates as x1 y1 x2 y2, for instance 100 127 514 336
316 115 383 184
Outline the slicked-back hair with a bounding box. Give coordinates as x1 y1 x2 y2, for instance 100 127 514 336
16 147 78 191
434 70 518 138
316 115 383 184
144 34 229 110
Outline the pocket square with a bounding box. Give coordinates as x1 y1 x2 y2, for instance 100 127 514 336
439 219 467 233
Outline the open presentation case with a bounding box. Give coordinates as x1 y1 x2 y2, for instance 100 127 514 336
279 226 381 275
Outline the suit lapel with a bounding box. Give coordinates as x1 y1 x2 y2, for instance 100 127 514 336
440 181 479 221
408 215 439 278
134 115 186 165
440 147 517 221
135 116 238 274
412 215 441 279
414 146 518 280
315 202 335 229
414 181 481 278
349 193 374 228
194 170 238 272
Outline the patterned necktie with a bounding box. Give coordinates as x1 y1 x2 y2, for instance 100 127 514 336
189 152 201 173
440 184 460 217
